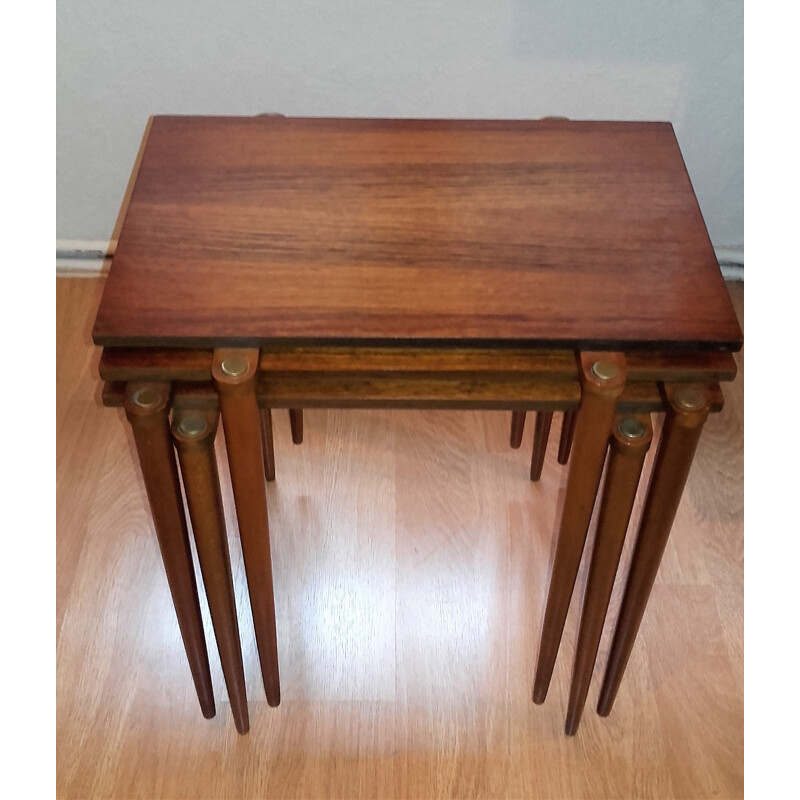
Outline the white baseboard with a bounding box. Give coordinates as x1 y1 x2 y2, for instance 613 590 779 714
56 239 113 275
720 264 743 281
714 246 744 281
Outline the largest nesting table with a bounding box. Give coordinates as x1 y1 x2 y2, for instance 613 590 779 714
92 116 743 736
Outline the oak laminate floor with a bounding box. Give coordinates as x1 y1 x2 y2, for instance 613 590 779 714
56 277 744 799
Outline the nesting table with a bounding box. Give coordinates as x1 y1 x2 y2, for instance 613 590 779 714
92 116 742 735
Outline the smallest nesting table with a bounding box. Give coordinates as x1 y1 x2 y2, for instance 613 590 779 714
93 116 742 735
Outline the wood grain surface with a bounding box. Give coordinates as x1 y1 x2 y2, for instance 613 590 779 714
92 117 742 351
61 277 743 799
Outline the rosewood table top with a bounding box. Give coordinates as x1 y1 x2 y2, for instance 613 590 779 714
92 116 742 352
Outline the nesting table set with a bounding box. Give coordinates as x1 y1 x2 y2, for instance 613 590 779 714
92 116 742 735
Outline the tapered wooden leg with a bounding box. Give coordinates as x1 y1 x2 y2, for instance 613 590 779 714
510 411 526 449
565 413 652 735
530 411 554 481
213 349 281 706
558 410 578 465
172 405 250 735
260 409 276 482
289 408 304 444
123 382 215 719
533 353 626 704
597 384 710 717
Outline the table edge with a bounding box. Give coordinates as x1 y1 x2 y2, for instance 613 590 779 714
92 334 743 354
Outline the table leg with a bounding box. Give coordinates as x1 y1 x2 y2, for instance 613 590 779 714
558 410 578 465
510 411 526 449
530 411 554 481
123 382 215 719
289 408 304 444
597 384 710 717
565 413 652 735
533 353 626 704
172 405 250 734
260 409 276 482
213 349 281 707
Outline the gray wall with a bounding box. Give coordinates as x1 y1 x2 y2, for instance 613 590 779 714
57 0 743 247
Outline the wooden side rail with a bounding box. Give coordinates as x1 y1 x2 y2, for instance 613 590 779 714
99 346 737 384
102 379 724 413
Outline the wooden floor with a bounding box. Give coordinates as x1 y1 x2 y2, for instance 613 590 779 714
57 278 744 800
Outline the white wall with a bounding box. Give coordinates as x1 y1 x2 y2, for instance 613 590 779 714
56 0 743 247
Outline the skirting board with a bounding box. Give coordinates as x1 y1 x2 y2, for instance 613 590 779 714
56 239 113 276
715 246 744 281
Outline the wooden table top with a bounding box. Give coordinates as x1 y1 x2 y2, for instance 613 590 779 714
92 116 742 351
